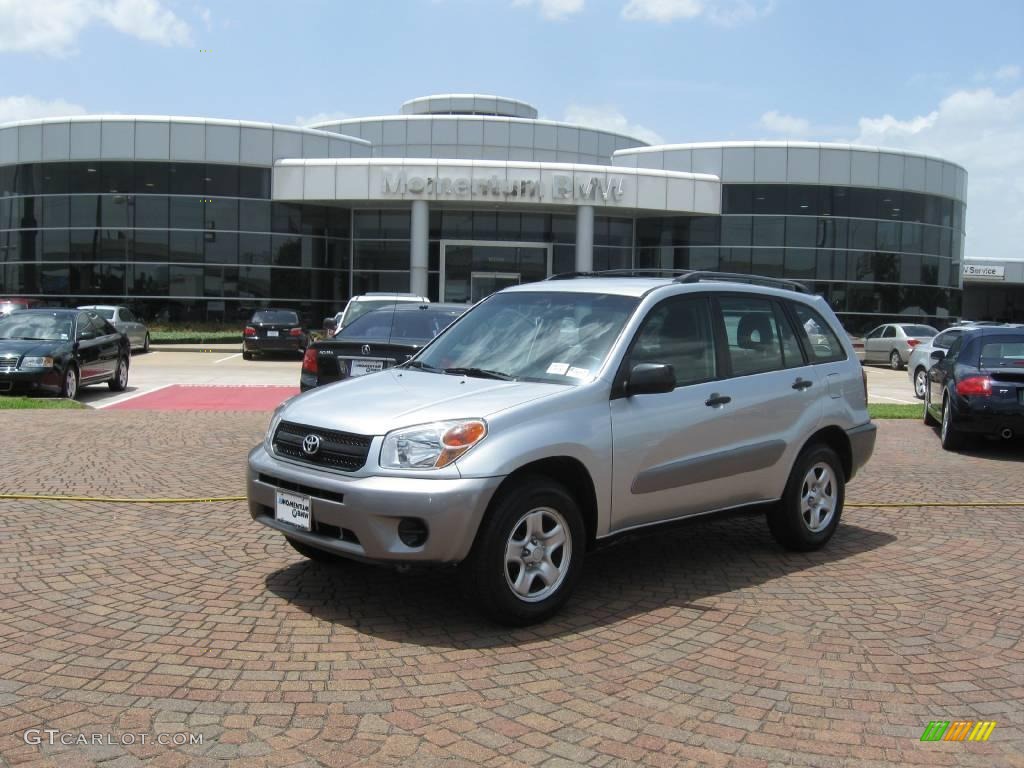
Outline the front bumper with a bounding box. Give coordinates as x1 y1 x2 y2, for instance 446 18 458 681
247 444 504 564
846 422 877 479
0 368 62 396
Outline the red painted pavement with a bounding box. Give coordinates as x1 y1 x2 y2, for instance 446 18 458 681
107 384 299 411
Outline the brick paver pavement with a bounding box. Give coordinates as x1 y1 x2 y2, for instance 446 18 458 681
0 411 1022 767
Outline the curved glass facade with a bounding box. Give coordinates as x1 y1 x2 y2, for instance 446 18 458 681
0 161 350 322
635 184 964 333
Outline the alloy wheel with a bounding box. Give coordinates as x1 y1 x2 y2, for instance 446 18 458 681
915 369 927 398
800 462 837 533
504 507 572 603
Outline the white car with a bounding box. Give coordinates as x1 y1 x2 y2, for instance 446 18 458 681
78 305 150 352
329 293 429 337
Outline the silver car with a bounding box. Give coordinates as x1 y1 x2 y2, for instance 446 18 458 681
78 305 150 353
248 273 876 625
862 322 938 370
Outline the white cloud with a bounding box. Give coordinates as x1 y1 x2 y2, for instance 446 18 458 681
621 0 772 26
0 95 87 123
295 112 350 127
512 0 584 21
759 110 811 137
563 104 664 145
197 6 212 31
0 0 191 55
854 87 1024 262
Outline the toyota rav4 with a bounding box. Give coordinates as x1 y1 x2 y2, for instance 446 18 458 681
248 271 876 625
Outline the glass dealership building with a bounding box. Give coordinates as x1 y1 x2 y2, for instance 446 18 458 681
0 94 970 332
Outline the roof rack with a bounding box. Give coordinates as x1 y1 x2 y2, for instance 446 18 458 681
545 268 810 294
674 271 810 294
546 269 692 281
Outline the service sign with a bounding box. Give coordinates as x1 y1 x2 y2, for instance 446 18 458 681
962 264 1005 280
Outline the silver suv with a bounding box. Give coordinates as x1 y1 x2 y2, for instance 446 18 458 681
248 272 876 625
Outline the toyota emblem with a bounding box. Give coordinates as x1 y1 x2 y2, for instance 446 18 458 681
301 434 322 456
361 344 371 356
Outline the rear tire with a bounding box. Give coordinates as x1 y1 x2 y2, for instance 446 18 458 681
61 365 79 400
286 537 348 564
890 350 904 370
108 357 129 391
767 444 844 552
940 395 966 451
460 475 584 626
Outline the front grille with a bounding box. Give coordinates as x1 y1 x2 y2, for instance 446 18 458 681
272 421 372 472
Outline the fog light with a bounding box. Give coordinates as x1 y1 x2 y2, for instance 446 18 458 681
397 518 428 548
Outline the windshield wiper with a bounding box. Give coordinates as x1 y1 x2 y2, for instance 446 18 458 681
443 367 515 381
403 360 441 372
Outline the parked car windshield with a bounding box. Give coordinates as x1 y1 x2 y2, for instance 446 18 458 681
341 307 463 342
411 291 639 384
251 310 298 324
979 337 1024 368
0 313 73 341
900 324 938 336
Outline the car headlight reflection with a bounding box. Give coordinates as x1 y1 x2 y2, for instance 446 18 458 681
380 419 487 470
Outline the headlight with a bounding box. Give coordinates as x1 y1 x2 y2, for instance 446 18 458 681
19 356 54 370
380 419 487 470
264 400 291 452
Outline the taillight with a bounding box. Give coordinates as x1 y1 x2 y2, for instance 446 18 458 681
956 376 992 396
907 339 921 348
302 348 318 374
289 328 303 337
244 326 256 337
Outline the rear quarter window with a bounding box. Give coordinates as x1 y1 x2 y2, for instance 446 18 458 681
789 302 847 363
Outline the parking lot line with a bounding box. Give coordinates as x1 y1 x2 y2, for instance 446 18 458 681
873 394 921 404
92 383 174 409
213 353 242 364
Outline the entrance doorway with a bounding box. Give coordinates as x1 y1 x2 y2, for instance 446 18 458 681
440 240 552 303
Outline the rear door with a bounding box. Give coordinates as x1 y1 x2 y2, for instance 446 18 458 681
863 326 884 362
91 315 121 377
75 312 104 381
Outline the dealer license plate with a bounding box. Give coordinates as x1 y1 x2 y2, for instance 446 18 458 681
275 490 311 531
267 330 279 337
350 359 385 377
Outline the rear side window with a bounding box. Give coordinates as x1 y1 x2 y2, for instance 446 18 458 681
718 296 786 377
789 303 847 363
979 337 1024 368
629 297 716 387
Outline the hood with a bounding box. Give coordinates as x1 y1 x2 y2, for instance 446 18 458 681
281 369 566 435
0 339 63 361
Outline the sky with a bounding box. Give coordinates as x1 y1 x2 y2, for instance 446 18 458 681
1 0 1022 261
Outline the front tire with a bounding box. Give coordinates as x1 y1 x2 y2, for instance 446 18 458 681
913 367 927 399
768 444 845 552
940 395 966 451
460 475 584 626
61 365 79 400
890 350 904 370
142 333 150 353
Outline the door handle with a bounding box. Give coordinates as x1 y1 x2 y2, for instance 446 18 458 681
792 378 813 391
705 393 731 407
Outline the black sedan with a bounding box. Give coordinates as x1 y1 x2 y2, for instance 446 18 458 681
243 309 309 360
0 309 130 399
924 325 1024 450
300 303 466 391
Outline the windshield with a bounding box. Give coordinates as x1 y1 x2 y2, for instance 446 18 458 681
0 313 73 341
980 337 1024 368
901 324 937 337
251 310 298 325
341 307 462 341
412 291 639 384
342 300 402 326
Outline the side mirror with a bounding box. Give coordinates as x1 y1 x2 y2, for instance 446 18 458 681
626 363 675 395
930 350 945 361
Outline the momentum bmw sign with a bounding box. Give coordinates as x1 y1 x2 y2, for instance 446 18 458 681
382 171 626 203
